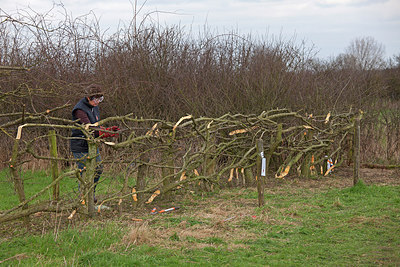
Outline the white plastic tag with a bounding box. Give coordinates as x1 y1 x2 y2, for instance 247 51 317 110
261 157 266 176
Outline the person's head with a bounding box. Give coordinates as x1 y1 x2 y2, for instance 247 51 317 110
85 84 104 107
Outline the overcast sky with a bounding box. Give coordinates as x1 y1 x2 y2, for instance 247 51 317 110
2 0 400 59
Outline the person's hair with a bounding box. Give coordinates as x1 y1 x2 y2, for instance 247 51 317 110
85 84 104 97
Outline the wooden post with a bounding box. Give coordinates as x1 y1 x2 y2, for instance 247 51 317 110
301 129 312 178
353 116 361 185
48 130 60 200
256 139 264 207
266 123 282 178
323 156 328 175
10 139 29 224
162 141 175 193
85 141 97 217
202 128 216 191
134 149 149 207
347 135 354 166
203 155 216 191
244 167 254 187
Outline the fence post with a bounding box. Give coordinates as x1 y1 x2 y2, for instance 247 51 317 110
256 139 264 207
134 149 149 207
10 138 29 225
202 126 216 191
244 167 254 187
323 156 328 175
353 115 361 185
301 129 313 177
162 139 175 194
266 123 282 177
48 130 60 200
85 141 97 217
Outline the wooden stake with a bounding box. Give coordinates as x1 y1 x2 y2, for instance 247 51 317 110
135 150 148 207
48 130 60 200
10 139 29 225
353 116 361 185
301 129 312 177
256 139 264 207
85 141 97 217
266 123 282 178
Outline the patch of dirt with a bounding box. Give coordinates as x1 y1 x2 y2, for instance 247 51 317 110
121 216 258 251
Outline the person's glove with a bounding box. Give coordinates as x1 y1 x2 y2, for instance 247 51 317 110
99 126 120 138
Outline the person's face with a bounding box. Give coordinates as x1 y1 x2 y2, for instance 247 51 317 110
87 95 104 106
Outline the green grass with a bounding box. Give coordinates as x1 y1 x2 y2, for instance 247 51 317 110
1 170 399 266
0 168 82 210
165 217 206 227
0 168 122 211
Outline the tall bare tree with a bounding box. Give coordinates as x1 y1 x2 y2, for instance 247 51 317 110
344 36 386 71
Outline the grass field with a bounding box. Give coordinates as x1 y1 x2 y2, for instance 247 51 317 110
0 168 399 266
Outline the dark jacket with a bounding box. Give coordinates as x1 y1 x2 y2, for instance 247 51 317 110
70 97 100 153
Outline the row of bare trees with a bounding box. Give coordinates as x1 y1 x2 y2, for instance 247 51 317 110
1 7 400 167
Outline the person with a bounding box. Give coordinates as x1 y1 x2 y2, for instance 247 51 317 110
70 84 119 203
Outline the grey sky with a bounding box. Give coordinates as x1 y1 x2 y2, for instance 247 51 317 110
2 0 400 59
